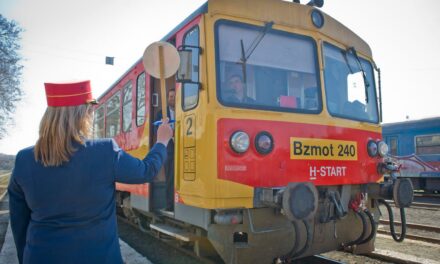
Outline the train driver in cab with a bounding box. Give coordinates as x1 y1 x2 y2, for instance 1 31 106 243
226 74 255 104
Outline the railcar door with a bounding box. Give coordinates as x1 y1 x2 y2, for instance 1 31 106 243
179 26 200 184
149 39 178 213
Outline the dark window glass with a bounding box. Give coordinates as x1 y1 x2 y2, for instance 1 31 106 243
416 134 440 155
216 21 321 113
182 26 199 111
122 82 133 132
136 72 146 126
389 137 398 155
93 106 105 139
106 92 121 137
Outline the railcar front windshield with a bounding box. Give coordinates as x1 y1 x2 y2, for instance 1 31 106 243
323 43 379 123
215 20 321 113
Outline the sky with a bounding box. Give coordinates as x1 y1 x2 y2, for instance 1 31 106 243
0 0 439 154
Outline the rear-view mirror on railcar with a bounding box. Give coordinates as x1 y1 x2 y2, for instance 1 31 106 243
177 49 193 82
177 44 202 85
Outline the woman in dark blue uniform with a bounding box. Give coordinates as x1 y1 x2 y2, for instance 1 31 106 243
8 80 173 264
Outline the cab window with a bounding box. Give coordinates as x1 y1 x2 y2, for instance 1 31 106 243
106 92 121 137
182 26 200 111
216 20 321 113
323 43 378 123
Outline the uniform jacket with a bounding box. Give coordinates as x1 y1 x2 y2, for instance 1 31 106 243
8 139 167 264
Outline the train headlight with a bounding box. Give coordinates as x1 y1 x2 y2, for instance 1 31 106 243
255 131 273 155
230 131 250 153
311 9 324 28
377 141 389 157
367 140 378 157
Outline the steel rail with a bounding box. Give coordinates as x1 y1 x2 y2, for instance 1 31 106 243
364 251 429 264
291 255 346 264
380 220 440 233
377 229 440 245
385 200 440 210
410 202 440 209
414 193 440 199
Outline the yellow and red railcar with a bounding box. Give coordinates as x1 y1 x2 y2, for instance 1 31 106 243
94 0 413 263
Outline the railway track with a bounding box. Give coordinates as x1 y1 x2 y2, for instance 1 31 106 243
378 219 440 245
380 220 440 233
289 255 345 264
385 200 440 210
410 202 440 210
0 194 428 264
377 229 440 245
116 192 440 264
323 246 433 264
414 192 440 198
364 249 436 264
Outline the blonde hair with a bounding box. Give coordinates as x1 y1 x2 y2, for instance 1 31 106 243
34 104 93 167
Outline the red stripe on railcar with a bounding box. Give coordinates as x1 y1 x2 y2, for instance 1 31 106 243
217 118 382 187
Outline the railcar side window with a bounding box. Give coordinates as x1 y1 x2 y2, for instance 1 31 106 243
182 26 200 111
93 106 105 139
106 92 121 137
216 20 321 113
122 82 133 132
136 72 146 126
416 134 440 155
323 43 379 123
389 136 398 155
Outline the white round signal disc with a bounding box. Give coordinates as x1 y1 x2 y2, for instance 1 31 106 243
142 41 180 79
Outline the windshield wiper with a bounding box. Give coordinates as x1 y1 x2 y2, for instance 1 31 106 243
238 21 274 83
348 47 370 103
341 49 354 74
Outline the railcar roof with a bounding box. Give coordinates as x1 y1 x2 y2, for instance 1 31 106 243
383 117 440 132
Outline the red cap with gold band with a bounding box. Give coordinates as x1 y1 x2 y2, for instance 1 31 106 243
44 80 97 107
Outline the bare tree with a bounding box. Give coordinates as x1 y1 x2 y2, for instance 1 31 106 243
0 14 23 139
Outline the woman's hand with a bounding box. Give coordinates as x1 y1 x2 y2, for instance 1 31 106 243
157 118 173 146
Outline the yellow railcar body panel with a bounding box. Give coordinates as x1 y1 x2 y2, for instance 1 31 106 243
175 0 381 210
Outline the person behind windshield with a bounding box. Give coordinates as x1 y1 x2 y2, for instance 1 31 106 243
8 80 173 264
226 74 255 104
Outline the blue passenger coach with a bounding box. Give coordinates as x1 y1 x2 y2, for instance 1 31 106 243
383 117 440 192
